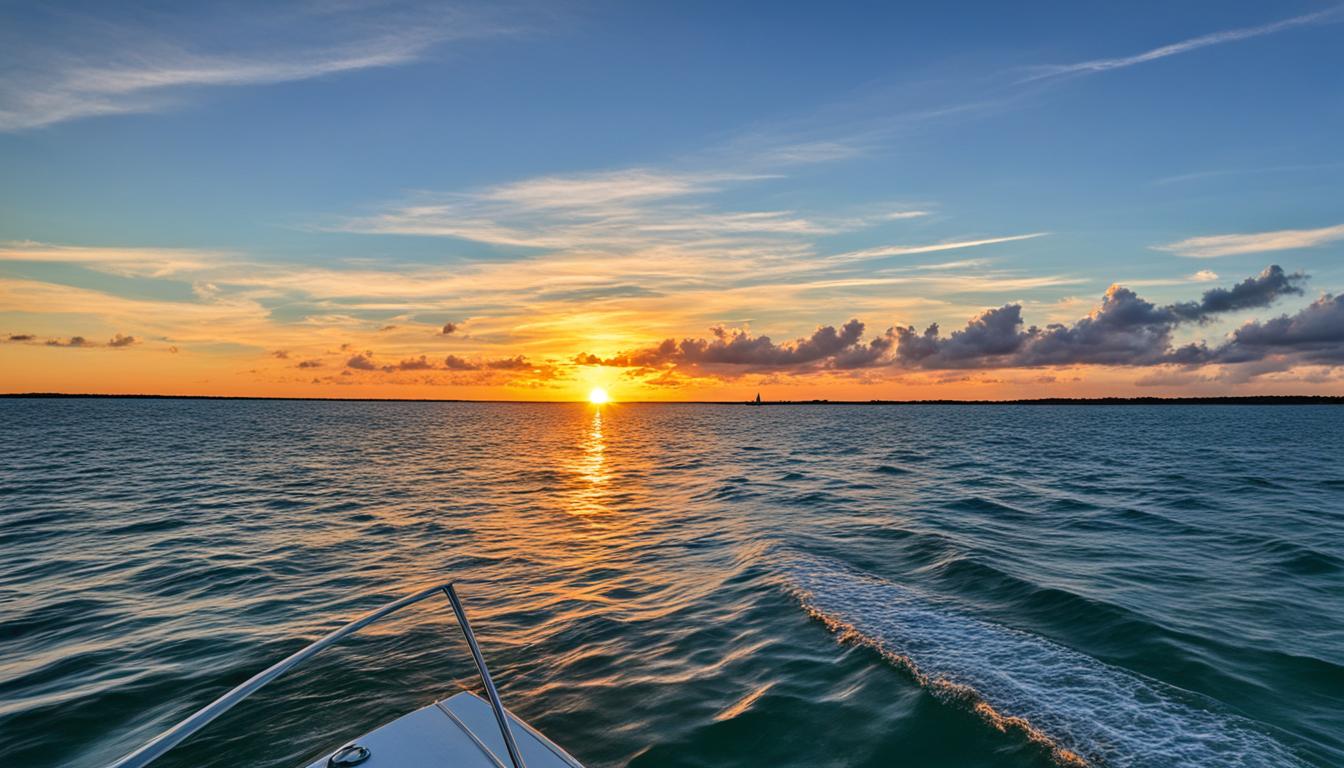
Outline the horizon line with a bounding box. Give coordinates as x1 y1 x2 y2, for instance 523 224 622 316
2 392 1341 406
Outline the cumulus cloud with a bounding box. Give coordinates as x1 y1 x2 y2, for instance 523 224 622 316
386 355 434 371
894 266 1317 370
1168 265 1304 321
441 322 457 335
580 319 893 373
23 332 138 348
45 336 89 347
346 353 377 370
443 354 477 370
336 351 545 376
576 265 1336 377
483 355 533 370
1211 294 1344 365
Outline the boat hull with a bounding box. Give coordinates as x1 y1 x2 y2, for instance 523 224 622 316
304 691 584 768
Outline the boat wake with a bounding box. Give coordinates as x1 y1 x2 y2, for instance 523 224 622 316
782 551 1306 768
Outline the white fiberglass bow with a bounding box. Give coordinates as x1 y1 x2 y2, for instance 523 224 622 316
105 583 583 768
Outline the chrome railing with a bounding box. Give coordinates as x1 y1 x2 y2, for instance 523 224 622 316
106 582 527 768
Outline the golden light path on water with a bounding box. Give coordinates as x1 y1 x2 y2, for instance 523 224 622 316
2 400 1336 768
570 406 610 516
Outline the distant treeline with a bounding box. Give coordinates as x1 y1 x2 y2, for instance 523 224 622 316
744 396 1344 405
2 392 1341 405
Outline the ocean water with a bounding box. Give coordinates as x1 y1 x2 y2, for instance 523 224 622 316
1 400 1341 768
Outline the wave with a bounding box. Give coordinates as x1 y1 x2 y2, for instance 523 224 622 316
781 551 1306 767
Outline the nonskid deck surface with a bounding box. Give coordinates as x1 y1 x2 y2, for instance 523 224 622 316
304 691 584 768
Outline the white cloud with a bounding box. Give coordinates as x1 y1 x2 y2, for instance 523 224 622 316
0 241 220 277
480 169 757 210
0 6 512 131
825 233 1049 264
1024 7 1341 81
338 167 880 249
1154 223 1344 258
1152 162 1344 186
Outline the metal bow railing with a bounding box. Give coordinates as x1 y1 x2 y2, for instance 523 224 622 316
106 582 527 768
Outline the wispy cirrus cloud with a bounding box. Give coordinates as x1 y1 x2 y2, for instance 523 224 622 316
0 4 516 131
0 241 219 276
1023 6 1342 82
824 233 1049 264
337 169 790 246
1152 161 1344 186
1154 223 1344 258
335 166 931 254
479 169 756 210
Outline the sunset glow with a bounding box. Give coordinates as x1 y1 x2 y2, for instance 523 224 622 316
4 6 1343 768
1 4 1341 401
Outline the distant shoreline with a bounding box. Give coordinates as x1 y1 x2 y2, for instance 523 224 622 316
2 392 1341 405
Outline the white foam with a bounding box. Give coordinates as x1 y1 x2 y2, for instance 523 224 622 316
784 552 1306 767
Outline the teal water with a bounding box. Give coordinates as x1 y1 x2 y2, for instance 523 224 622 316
1 400 1340 767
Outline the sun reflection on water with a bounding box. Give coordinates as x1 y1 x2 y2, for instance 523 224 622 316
570 407 610 515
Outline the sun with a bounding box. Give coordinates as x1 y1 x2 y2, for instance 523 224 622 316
588 387 610 404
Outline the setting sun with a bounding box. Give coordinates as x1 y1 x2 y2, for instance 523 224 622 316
588 387 610 404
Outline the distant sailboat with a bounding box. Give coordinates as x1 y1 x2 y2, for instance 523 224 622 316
752 393 762 405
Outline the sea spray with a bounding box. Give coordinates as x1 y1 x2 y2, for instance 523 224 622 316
783 551 1307 768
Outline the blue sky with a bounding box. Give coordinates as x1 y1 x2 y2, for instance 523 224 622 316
1 1 1342 398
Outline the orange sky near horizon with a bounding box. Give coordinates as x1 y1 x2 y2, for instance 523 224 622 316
3 330 1340 402
3 3 1344 402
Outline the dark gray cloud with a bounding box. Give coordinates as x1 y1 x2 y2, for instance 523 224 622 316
28 334 137 348
441 322 457 335
337 353 547 374
1210 293 1344 365
439 354 548 374
896 285 1192 368
831 331 898 369
484 355 533 370
576 265 1337 376
385 355 434 371
583 319 878 372
297 359 323 368
895 266 1322 370
45 336 88 347
346 353 377 370
271 349 290 359
1169 265 1304 321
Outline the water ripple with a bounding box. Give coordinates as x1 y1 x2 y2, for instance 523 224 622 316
0 400 1340 768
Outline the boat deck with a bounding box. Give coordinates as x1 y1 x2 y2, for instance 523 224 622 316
304 691 584 768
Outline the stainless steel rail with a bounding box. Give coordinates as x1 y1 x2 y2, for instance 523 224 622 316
106 582 527 768
445 584 528 768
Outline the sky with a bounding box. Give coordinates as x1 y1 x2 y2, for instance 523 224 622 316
1 0 1343 401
